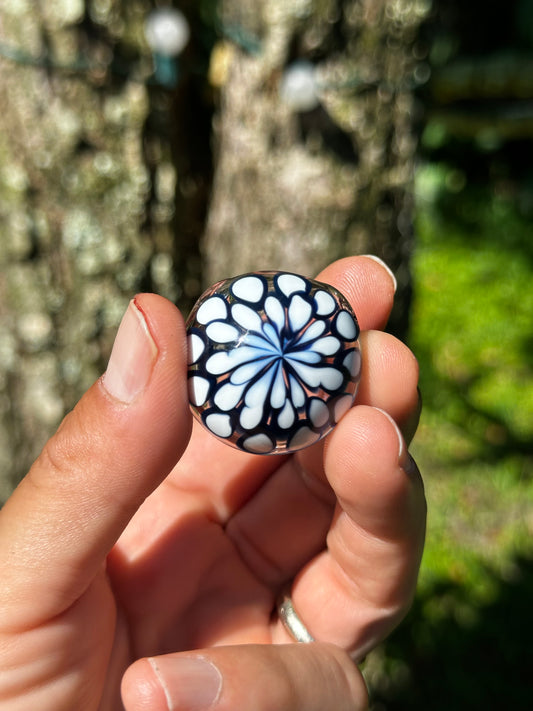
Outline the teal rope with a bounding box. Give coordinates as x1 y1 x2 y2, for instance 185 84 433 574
218 23 262 56
0 40 169 86
1 30 391 96
0 41 99 73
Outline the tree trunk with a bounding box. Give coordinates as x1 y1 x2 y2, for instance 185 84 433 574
0 1 186 497
0 0 428 499
204 0 429 337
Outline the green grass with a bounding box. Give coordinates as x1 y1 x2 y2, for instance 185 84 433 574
365 165 533 709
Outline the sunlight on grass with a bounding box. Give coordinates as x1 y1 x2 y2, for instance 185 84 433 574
410 166 532 581
365 165 532 709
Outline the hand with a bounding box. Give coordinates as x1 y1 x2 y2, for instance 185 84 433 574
0 256 425 711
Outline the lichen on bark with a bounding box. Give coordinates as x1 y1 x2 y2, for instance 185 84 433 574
0 0 169 495
204 0 430 336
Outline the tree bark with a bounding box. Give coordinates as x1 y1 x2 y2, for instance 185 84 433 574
0 0 181 497
0 0 428 498
204 0 429 337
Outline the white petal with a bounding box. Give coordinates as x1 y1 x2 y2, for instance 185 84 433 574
206 322 239 343
270 362 287 409
214 382 246 410
205 413 233 438
289 362 343 391
262 322 280 348
289 375 306 408
309 398 329 428
288 426 319 450
189 376 210 406
285 349 321 365
289 361 320 388
244 368 275 408
230 357 275 385
314 289 336 316
265 295 285 333
319 367 344 391
288 294 312 333
277 273 306 297
278 400 295 429
187 333 205 364
335 310 357 341
343 349 362 378
311 336 341 356
232 303 263 333
206 346 264 375
242 433 275 453
240 405 264 430
334 394 353 422
231 275 265 302
243 333 280 355
196 296 227 325
296 319 326 345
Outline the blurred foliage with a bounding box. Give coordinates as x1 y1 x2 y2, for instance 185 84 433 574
365 554 533 709
414 169 533 447
363 2 533 707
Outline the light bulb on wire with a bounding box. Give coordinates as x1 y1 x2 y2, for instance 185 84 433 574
144 8 190 87
279 61 320 112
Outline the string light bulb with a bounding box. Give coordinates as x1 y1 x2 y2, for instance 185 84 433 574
144 8 190 57
144 7 190 87
279 61 319 112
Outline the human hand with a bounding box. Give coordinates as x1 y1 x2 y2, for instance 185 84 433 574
0 256 425 711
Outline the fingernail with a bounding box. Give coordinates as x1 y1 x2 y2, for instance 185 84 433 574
374 407 409 467
103 299 158 403
403 386 423 447
149 656 223 711
375 408 421 483
361 255 397 293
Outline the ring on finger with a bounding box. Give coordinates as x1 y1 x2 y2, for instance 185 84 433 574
276 587 315 644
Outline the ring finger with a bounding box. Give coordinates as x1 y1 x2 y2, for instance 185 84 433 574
271 406 426 659
224 329 421 588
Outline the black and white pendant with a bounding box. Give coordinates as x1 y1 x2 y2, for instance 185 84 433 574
186 271 361 454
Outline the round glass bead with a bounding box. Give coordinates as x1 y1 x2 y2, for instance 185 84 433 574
186 271 361 454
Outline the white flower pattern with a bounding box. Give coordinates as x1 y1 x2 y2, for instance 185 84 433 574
186 272 361 454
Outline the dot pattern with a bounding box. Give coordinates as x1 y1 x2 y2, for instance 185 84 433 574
186 271 361 454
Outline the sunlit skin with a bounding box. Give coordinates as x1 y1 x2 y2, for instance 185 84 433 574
0 257 425 711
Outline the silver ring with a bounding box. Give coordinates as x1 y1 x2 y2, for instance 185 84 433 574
277 588 315 643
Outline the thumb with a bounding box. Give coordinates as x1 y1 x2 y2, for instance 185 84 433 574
122 644 368 711
0 294 192 630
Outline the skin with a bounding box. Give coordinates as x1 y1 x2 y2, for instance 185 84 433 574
0 256 425 711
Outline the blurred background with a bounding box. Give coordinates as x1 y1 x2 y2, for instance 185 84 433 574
0 1 531 708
